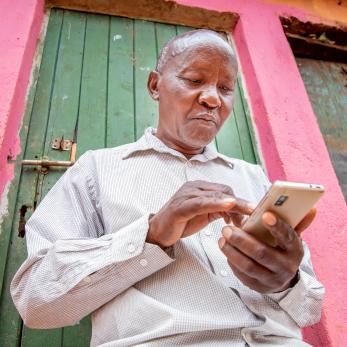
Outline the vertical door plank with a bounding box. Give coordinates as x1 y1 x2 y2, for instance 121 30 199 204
238 77 261 165
155 22 176 56
61 13 109 347
76 13 109 156
134 20 157 140
176 25 195 35
39 10 86 200
0 9 64 347
233 80 256 163
107 17 135 147
21 9 87 347
216 110 243 159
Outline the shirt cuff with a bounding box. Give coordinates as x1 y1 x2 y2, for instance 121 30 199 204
109 212 175 264
264 268 325 327
265 271 300 302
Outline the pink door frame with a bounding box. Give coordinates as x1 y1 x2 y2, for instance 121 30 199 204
0 0 346 346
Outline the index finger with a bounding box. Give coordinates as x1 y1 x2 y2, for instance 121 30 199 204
191 180 234 196
295 207 317 234
178 196 254 220
225 197 255 216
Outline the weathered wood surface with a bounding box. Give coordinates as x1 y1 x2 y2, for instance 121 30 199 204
297 58 347 201
45 0 239 32
0 8 258 346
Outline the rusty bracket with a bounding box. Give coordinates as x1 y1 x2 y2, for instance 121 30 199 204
51 137 72 151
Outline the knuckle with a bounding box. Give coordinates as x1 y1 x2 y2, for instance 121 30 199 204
221 225 233 240
229 227 240 240
221 184 234 194
227 261 238 274
213 191 224 199
185 180 198 188
194 198 205 209
183 181 200 188
243 261 256 276
254 246 267 262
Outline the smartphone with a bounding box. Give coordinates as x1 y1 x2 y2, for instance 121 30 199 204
242 180 325 247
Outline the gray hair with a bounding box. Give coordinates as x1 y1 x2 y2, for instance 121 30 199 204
156 29 235 73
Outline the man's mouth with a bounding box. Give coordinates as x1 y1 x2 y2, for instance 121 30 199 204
193 114 218 126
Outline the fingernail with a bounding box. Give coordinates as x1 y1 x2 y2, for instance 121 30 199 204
218 237 226 248
264 212 277 226
223 197 235 205
222 226 233 238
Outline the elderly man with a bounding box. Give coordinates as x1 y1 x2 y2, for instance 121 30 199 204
11 29 323 346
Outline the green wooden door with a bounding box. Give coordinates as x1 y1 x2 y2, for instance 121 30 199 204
0 9 259 346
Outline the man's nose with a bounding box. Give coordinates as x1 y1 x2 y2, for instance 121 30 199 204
198 86 221 109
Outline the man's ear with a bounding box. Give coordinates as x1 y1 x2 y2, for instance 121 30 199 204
147 70 160 101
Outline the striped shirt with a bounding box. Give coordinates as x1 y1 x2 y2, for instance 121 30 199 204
11 127 324 346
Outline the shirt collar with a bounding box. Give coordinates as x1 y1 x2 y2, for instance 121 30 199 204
121 127 233 166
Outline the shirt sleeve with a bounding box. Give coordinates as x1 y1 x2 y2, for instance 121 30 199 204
10 152 175 329
265 241 325 327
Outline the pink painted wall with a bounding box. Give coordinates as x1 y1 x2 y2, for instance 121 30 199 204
0 0 346 346
0 0 44 199
179 1 347 346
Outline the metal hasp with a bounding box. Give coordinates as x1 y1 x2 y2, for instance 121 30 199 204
10 134 77 169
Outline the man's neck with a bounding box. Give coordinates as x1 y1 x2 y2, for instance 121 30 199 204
154 132 205 159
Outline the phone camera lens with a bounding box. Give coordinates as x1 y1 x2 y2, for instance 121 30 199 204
274 195 288 206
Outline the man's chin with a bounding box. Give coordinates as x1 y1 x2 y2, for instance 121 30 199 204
183 130 216 148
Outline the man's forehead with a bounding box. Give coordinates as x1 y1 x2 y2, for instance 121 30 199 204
172 32 231 56
156 30 236 72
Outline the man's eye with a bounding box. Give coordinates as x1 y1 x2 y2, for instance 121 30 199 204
189 79 202 84
219 85 233 92
177 76 202 85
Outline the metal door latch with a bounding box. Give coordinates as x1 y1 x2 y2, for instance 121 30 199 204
9 139 77 169
9 121 79 170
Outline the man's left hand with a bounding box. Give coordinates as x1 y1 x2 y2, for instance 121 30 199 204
218 210 315 293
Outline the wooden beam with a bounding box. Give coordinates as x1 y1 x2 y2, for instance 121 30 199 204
286 32 347 63
45 0 239 32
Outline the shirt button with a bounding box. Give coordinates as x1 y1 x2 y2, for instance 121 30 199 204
220 269 228 277
204 229 212 236
127 243 136 253
139 258 148 267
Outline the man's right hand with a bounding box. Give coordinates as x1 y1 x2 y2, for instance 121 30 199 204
146 180 255 248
